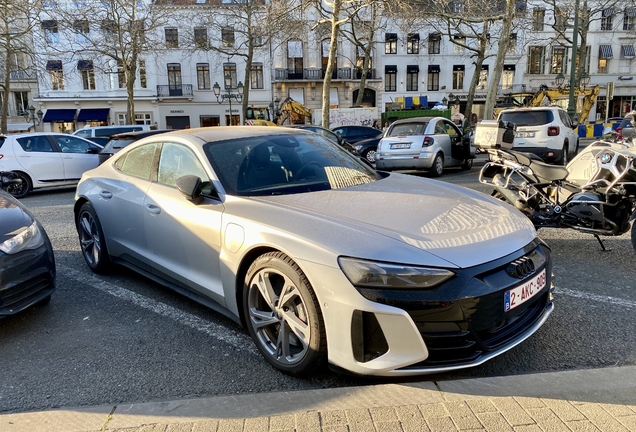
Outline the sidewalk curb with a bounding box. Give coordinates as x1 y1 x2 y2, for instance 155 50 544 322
2 366 636 431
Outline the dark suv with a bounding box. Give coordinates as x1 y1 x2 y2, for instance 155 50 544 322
331 125 382 144
98 129 171 165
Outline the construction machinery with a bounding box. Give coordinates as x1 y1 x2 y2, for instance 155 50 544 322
274 97 313 125
495 84 600 124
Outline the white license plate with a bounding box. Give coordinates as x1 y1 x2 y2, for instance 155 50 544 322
390 143 411 149
504 269 547 312
516 132 535 138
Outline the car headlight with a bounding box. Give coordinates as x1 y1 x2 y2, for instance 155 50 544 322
338 257 455 289
0 221 44 255
354 144 363 151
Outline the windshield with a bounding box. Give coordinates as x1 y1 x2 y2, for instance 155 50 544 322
388 123 428 136
499 110 554 126
204 133 380 196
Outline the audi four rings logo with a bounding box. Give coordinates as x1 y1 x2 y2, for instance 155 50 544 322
506 257 536 279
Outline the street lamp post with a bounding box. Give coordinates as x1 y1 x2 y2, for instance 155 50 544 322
567 0 581 121
23 105 43 131
213 75 244 126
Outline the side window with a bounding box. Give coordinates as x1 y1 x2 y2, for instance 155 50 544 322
444 122 458 137
54 136 93 153
434 121 447 135
157 142 208 187
74 129 91 138
16 136 54 152
115 143 160 180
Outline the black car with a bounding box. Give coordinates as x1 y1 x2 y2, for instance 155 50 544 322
98 129 172 165
331 125 383 144
0 187 55 316
285 125 357 154
351 136 381 163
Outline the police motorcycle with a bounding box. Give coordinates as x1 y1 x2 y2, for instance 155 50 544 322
473 120 636 253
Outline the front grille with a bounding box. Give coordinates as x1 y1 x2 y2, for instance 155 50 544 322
355 240 553 370
0 275 52 313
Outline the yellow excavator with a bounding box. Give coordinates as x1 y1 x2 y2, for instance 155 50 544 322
274 97 313 125
494 84 600 124
523 84 600 124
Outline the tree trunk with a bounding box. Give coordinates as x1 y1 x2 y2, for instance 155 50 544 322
125 58 137 125
1 48 11 134
322 0 342 128
484 0 514 118
354 4 376 108
464 23 489 126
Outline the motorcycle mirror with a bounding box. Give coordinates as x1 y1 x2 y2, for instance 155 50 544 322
603 127 613 136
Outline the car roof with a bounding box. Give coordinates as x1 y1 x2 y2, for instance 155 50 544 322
6 132 92 139
332 125 377 129
144 126 314 145
501 107 562 112
110 129 172 139
391 117 437 124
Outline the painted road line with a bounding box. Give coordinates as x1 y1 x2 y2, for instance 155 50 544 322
555 286 636 309
61 265 259 355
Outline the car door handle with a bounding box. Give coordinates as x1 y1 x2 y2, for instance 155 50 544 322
145 204 161 215
99 191 113 199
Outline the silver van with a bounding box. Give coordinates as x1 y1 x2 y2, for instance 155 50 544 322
73 125 150 139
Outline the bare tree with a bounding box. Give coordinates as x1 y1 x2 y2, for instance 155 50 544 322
0 0 38 134
184 0 304 120
41 0 175 125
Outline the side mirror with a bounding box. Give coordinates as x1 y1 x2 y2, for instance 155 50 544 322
621 126 636 139
176 175 204 204
603 126 613 136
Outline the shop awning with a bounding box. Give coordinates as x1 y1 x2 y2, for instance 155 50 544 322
504 64 516 71
600 45 613 58
42 109 76 122
453 65 465 71
385 65 397 73
6 123 33 132
428 65 440 73
46 60 63 70
622 45 635 58
76 108 110 122
407 65 420 73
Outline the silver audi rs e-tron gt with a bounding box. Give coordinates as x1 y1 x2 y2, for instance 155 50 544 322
74 126 553 376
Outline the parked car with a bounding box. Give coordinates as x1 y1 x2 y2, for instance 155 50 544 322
616 112 635 140
285 125 357 154
497 107 579 165
73 125 150 140
375 117 475 176
75 126 553 376
99 129 172 165
0 187 56 316
352 136 381 163
331 125 383 144
0 133 102 198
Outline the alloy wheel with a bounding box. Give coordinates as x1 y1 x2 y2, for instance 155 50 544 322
247 268 311 366
79 211 102 267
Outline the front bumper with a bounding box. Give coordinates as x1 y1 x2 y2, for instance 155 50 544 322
299 239 553 376
0 235 56 316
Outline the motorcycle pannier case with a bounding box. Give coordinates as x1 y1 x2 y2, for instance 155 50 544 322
474 120 515 150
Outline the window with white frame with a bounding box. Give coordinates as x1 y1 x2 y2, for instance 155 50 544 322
406 65 419 91
385 65 397 92
135 113 152 125
551 46 567 74
453 36 465 54
502 66 515 90
527 46 545 74
452 65 464 90
139 60 147 88
223 63 237 88
42 20 59 44
532 8 545 31
165 28 178 48
385 33 397 54
222 28 235 48
407 33 419 54
197 63 210 90
427 65 440 91
624 8 636 30
78 60 96 90
428 33 441 54
602 9 615 30
46 60 64 90
251 63 263 89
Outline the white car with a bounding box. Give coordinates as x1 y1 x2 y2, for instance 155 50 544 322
0 133 102 198
497 107 579 165
375 117 475 176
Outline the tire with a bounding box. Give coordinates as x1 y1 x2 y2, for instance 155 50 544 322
77 202 112 274
573 138 579 154
430 153 444 177
243 252 326 376
4 172 32 199
460 158 473 171
362 148 377 164
561 142 569 166
631 220 636 254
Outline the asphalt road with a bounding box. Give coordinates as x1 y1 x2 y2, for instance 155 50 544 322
1 164 635 415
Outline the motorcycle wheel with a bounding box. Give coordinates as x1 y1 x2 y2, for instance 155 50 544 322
631 221 636 253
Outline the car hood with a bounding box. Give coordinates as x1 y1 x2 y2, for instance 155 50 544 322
253 173 536 268
0 192 34 244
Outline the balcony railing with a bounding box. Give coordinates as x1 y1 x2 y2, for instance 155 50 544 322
157 84 193 97
274 67 371 81
354 68 378 80
498 84 528 94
